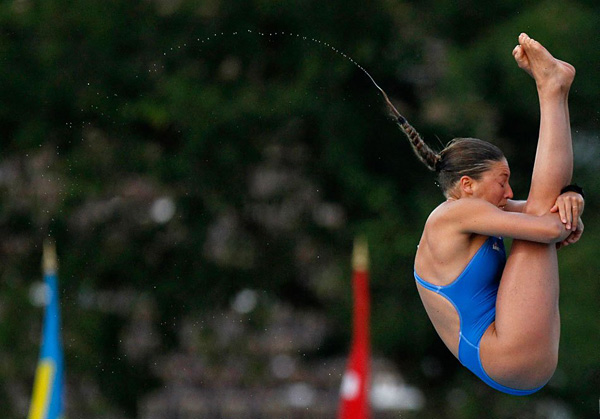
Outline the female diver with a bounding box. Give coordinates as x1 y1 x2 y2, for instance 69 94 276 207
403 33 584 395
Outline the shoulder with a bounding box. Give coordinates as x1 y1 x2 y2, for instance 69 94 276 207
417 200 487 283
425 198 506 240
427 198 499 225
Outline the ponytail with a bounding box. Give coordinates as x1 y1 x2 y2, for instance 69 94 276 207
395 115 440 172
379 89 440 171
377 88 505 198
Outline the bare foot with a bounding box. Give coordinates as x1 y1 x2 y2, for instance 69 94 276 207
514 33 575 93
513 43 573 85
512 44 532 77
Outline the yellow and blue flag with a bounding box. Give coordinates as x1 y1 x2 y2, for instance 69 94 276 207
28 241 65 419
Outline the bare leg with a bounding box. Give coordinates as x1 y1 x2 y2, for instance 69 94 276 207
480 34 575 389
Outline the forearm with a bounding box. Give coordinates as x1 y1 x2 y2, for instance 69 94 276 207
457 199 569 244
522 212 568 244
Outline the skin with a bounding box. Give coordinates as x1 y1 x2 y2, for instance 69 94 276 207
415 33 582 389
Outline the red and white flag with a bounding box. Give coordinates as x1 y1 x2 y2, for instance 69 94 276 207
338 237 370 419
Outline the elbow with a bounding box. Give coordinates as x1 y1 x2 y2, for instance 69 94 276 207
546 217 566 243
533 214 565 243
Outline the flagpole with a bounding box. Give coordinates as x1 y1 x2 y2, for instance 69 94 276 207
338 237 371 419
28 240 65 419
42 240 58 275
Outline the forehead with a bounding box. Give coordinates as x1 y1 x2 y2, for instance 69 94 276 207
488 159 511 177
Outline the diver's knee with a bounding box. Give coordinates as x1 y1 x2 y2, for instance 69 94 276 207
497 336 558 387
521 341 558 385
537 349 558 379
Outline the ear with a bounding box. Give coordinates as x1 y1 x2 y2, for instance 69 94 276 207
459 176 475 195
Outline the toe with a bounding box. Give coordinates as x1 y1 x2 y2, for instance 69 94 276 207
513 45 524 58
519 32 530 44
512 45 526 64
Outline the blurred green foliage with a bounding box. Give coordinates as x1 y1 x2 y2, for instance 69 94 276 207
0 0 598 417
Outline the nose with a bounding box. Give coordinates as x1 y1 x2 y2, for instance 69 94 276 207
506 183 514 199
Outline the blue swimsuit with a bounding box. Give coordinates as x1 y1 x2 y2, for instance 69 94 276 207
414 236 545 396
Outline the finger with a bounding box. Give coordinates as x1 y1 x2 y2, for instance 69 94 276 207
550 204 558 213
571 209 579 230
565 200 574 229
573 201 580 219
557 200 567 223
568 231 582 244
561 200 571 227
568 200 580 230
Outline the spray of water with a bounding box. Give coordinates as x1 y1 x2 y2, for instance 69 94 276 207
161 29 426 151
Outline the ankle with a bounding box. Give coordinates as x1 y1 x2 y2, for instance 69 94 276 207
536 81 571 99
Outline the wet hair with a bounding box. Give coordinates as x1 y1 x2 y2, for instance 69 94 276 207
435 137 505 196
377 88 505 197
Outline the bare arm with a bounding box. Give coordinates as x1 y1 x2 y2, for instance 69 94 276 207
446 198 570 243
506 192 584 231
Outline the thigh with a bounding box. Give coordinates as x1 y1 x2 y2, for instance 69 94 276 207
480 240 560 388
495 240 559 338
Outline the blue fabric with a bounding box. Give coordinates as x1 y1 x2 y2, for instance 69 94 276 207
30 271 65 418
415 236 545 396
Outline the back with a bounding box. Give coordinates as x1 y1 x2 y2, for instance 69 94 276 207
414 200 489 285
415 236 506 345
413 200 493 357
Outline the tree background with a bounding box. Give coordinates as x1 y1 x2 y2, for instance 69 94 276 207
0 0 598 417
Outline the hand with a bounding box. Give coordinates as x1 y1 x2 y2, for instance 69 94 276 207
550 191 584 231
556 217 584 249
